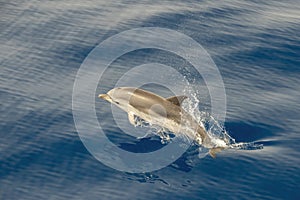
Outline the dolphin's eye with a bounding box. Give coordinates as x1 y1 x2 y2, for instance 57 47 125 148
115 101 120 105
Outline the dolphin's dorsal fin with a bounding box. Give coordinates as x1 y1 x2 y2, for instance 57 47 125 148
166 95 188 106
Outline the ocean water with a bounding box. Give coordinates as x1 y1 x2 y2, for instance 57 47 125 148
1 1 300 199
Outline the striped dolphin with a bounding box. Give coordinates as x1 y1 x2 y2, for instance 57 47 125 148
99 87 228 157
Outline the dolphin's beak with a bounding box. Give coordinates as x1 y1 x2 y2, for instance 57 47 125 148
98 94 111 102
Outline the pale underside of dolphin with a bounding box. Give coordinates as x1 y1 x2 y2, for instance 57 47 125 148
98 87 228 158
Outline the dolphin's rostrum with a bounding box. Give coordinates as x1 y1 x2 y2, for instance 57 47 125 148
99 87 228 157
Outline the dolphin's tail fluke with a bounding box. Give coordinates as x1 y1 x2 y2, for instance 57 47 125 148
209 147 225 158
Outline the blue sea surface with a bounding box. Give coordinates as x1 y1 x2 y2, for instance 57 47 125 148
1 1 300 199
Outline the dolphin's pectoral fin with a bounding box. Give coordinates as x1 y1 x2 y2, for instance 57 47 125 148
128 112 137 126
166 95 188 106
209 147 225 158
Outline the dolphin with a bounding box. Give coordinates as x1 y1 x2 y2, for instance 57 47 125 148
98 87 228 157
